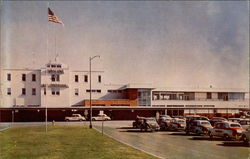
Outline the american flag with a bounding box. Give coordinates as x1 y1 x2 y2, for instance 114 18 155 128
48 8 64 25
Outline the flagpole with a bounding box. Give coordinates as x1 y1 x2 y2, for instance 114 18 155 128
45 2 50 133
54 22 57 60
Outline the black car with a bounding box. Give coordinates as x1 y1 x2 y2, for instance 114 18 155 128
140 118 160 132
132 116 145 128
209 117 227 126
158 117 172 131
185 115 209 134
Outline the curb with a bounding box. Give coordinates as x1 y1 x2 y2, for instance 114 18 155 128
0 125 10 132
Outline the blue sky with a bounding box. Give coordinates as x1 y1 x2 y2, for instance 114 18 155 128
1 1 249 89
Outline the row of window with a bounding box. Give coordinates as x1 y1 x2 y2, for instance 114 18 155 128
7 73 36 82
74 75 101 83
6 73 101 83
107 90 123 93
74 89 102 95
47 64 62 68
7 88 37 95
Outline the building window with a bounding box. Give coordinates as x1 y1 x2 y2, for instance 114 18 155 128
22 88 26 95
52 90 55 95
56 74 60 81
7 73 11 81
22 74 26 81
84 75 88 82
51 74 56 82
98 75 101 83
32 88 36 95
75 75 79 82
207 92 212 99
51 88 60 96
44 88 46 95
51 74 59 82
7 88 11 95
75 88 79 96
32 74 36 81
86 89 101 93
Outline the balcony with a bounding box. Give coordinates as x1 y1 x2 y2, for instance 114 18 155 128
41 84 68 88
47 69 64 74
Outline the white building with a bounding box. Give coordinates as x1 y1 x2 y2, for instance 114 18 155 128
1 60 106 108
0 60 249 117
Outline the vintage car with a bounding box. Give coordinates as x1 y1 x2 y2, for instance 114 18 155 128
238 119 250 130
168 118 186 131
140 118 160 132
65 114 86 121
185 120 212 135
209 117 227 126
158 117 172 131
208 121 243 140
228 118 242 123
185 115 209 122
132 116 145 128
92 114 111 121
159 115 172 119
240 126 250 145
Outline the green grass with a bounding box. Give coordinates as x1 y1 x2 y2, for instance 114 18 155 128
0 125 158 159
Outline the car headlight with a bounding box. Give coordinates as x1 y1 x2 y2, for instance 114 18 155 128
236 129 242 133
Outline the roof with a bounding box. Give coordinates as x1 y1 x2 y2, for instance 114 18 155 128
153 87 248 93
121 83 155 90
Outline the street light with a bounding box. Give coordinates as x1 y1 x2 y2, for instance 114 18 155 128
89 55 100 129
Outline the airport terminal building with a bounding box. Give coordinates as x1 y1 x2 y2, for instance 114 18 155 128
0 60 249 121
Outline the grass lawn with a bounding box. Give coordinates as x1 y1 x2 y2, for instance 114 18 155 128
0 125 158 159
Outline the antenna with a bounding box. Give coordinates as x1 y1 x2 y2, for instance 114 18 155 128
55 53 59 62
32 52 35 66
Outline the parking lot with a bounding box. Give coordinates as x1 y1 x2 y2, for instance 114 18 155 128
93 120 250 159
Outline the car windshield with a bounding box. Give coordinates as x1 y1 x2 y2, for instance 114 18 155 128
146 119 156 123
164 119 171 122
201 121 210 125
178 120 185 123
230 124 241 128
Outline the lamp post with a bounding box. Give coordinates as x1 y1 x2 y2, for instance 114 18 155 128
89 55 100 129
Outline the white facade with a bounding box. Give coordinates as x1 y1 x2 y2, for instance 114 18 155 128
1 61 106 108
151 89 249 115
0 61 249 114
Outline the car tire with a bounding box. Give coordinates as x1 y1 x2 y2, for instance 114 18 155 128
196 130 200 135
241 134 249 145
208 132 213 138
66 119 69 122
223 134 230 141
92 118 96 121
79 119 82 122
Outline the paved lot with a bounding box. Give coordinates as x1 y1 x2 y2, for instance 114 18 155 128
1 121 249 159
93 121 250 159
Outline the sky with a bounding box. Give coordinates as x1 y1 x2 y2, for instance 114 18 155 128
0 1 249 89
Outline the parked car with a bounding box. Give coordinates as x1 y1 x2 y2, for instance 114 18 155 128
209 117 227 126
239 119 250 130
228 118 242 123
159 115 172 119
169 118 186 131
158 117 172 131
92 114 111 121
132 116 145 128
240 126 250 145
65 114 86 121
208 121 243 140
140 118 160 132
185 120 212 135
185 115 209 123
